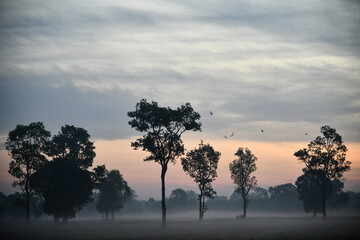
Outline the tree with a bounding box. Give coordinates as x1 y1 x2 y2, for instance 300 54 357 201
168 188 188 211
128 99 201 227
295 172 327 217
30 125 96 223
5 122 51 224
229 147 257 218
296 172 350 217
181 142 220 222
294 125 351 218
96 169 132 220
269 183 298 200
249 187 268 200
92 165 107 192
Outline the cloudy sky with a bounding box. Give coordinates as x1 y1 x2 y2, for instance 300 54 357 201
0 0 359 199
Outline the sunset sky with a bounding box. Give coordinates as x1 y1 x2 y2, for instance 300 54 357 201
0 0 359 200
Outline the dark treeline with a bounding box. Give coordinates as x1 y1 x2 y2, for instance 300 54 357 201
1 185 359 221
73 185 360 217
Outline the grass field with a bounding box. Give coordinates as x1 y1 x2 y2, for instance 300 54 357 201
1 216 359 240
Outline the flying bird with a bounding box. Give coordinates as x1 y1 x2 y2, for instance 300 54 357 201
224 136 228 139
210 111 213 116
230 132 234 137
305 133 308 135
261 129 264 133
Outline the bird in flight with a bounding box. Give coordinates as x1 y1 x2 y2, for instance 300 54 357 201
305 133 308 135
261 129 264 133
210 111 213 116
224 136 228 139
230 132 234 137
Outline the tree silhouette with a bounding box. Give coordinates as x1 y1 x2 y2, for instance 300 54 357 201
181 142 220 222
229 147 257 218
168 188 188 210
296 172 350 217
30 125 96 223
294 125 351 218
47 125 95 169
96 169 132 220
31 158 93 223
92 165 107 191
296 171 327 217
5 122 51 224
128 99 201 227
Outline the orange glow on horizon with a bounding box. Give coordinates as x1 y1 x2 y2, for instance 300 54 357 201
1 138 359 199
92 138 360 198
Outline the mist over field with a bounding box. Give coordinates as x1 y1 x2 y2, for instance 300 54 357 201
1 216 360 240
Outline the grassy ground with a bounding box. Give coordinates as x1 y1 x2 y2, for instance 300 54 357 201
1 217 359 240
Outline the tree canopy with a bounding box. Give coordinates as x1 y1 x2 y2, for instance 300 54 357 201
47 125 95 169
128 99 202 165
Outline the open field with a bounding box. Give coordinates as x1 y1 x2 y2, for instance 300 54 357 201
1 217 359 240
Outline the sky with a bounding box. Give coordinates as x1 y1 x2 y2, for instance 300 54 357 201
0 0 359 200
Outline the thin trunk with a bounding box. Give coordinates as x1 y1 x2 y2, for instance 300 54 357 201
26 164 30 225
26 189 30 225
111 210 114 220
105 211 109 220
242 195 247 218
322 185 327 218
313 211 317 218
199 196 202 222
161 165 167 228
62 217 68 224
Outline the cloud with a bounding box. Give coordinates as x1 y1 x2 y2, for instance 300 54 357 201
0 69 139 140
0 0 359 143
177 0 360 54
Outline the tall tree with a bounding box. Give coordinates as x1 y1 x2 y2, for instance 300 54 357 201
5 122 51 224
128 99 201 227
30 125 96 223
229 147 257 218
181 142 220 222
96 169 132 220
294 125 351 218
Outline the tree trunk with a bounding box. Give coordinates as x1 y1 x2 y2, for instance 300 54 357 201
105 211 109 220
313 211 317 218
199 192 203 222
25 166 30 225
26 190 30 225
322 186 327 218
161 165 167 228
242 195 247 218
62 217 68 224
111 210 114 220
